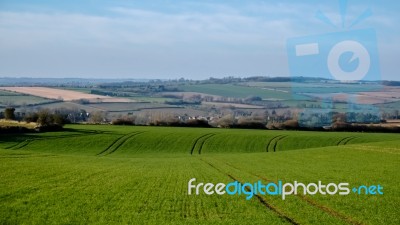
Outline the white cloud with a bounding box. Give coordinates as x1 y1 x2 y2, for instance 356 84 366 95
0 1 398 79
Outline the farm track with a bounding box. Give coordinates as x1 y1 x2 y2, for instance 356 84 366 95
217 160 364 225
97 132 145 156
190 133 216 155
199 158 299 225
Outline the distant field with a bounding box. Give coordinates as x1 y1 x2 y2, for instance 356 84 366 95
0 87 133 103
0 89 54 107
303 92 398 104
0 125 399 224
58 87 92 94
202 101 264 109
85 102 181 112
0 90 22 96
25 101 102 112
127 96 174 103
180 84 300 100
243 82 383 94
377 100 400 108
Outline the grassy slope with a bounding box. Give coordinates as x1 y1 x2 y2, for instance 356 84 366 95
0 125 399 224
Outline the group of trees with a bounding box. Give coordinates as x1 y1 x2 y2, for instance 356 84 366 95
2 104 398 133
4 108 16 120
111 114 211 128
1 107 68 131
107 109 399 133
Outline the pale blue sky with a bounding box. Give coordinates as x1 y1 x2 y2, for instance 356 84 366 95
0 0 398 80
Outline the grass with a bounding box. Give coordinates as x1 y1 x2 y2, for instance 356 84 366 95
0 119 37 129
0 125 399 224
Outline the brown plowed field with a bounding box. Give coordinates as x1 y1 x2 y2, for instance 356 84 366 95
0 87 134 103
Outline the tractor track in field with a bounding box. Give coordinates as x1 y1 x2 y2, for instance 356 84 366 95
5 131 104 150
198 134 216 155
190 133 215 155
337 137 354 146
97 131 145 156
265 135 288 152
273 135 288 152
342 137 357 145
218 160 364 225
266 135 284 152
299 196 364 225
7 140 34 150
199 158 299 225
5 141 27 150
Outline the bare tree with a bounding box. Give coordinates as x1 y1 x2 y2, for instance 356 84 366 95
89 111 106 124
217 114 235 128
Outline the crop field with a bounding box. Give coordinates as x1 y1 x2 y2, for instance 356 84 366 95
85 102 181 112
180 84 301 100
0 87 133 103
0 125 399 224
0 95 54 107
242 82 383 94
0 89 54 107
127 96 175 103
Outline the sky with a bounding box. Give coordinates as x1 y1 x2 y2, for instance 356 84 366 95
0 0 398 80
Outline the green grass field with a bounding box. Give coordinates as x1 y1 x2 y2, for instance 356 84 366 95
0 125 399 224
